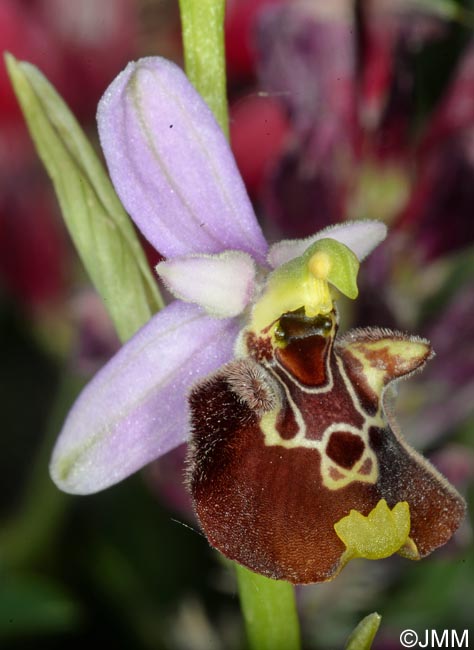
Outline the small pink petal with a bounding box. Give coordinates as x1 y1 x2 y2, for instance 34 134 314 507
156 251 256 318
267 220 387 268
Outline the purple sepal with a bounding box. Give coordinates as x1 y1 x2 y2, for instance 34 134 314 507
97 57 268 263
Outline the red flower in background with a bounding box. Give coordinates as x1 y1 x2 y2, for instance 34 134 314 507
399 43 474 259
225 0 290 203
225 0 285 82
1 0 137 307
230 95 289 198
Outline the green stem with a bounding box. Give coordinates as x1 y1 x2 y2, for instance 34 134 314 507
178 2 302 645
178 0 229 137
236 566 301 650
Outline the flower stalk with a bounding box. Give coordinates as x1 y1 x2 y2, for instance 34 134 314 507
177 0 301 645
178 0 229 137
236 565 301 650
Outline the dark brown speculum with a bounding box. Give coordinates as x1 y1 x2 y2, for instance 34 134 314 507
188 310 466 583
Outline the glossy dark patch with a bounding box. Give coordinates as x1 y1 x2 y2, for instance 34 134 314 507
276 335 331 386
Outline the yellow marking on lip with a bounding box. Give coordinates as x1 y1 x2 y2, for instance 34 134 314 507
260 406 380 489
320 444 379 489
258 359 381 489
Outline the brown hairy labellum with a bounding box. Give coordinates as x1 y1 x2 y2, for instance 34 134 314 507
187 310 466 584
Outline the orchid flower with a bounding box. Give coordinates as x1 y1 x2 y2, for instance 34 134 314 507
49 56 384 495
50 57 465 584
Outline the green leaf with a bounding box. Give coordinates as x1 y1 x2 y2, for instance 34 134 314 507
345 612 382 650
5 53 163 343
235 565 301 650
178 0 229 137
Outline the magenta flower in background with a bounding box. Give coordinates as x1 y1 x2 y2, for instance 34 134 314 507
49 57 386 495
254 0 474 259
225 0 285 82
399 41 474 259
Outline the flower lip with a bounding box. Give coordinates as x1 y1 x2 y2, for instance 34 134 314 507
189 313 466 583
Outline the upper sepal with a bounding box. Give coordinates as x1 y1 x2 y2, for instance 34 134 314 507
97 57 268 263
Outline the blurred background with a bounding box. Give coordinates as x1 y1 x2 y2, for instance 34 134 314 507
1 0 473 648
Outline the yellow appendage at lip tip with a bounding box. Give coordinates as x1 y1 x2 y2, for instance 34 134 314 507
334 499 416 563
